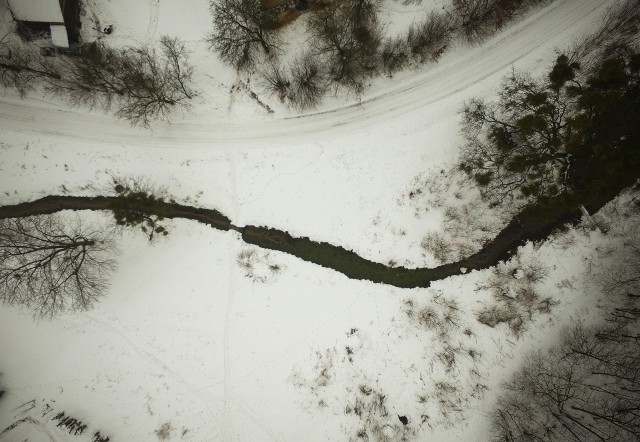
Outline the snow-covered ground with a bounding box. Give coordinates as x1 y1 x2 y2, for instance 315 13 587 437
0 0 631 441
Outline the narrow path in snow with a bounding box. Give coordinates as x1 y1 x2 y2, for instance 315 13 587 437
0 182 626 288
223 149 238 440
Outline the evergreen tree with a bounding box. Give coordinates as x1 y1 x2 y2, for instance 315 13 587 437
109 181 169 241
459 50 640 208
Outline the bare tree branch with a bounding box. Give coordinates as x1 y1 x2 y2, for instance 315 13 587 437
0 215 117 319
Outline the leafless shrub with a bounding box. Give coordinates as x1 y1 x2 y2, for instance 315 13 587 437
154 422 172 440
288 52 327 110
569 0 640 69
236 247 283 283
405 294 462 339
0 215 117 318
476 257 553 336
437 344 459 372
453 0 548 44
380 36 410 75
421 232 454 264
343 0 382 28
477 304 518 328
453 0 499 44
417 305 441 329
260 60 290 102
406 12 453 62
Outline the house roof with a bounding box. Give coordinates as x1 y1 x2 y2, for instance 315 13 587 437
50 24 69 47
7 0 64 23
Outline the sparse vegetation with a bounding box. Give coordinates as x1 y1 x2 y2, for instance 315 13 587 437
402 293 487 427
236 247 284 282
155 422 173 440
476 256 554 336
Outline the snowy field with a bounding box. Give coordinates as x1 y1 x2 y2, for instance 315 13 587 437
0 0 633 441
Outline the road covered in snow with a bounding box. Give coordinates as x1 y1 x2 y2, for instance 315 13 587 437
0 0 612 148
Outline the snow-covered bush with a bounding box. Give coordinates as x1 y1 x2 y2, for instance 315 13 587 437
475 256 553 336
236 247 284 283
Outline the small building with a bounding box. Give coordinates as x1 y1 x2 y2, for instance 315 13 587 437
7 0 80 49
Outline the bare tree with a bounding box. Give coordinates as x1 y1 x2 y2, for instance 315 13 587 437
0 215 116 319
1 36 196 125
490 242 640 441
51 37 196 126
158 36 197 102
491 307 640 441
0 36 61 97
307 3 381 93
207 0 281 69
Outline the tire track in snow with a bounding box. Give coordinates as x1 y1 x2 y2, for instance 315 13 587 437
0 0 613 147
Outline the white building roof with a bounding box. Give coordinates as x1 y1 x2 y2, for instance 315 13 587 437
7 0 64 23
50 24 69 48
